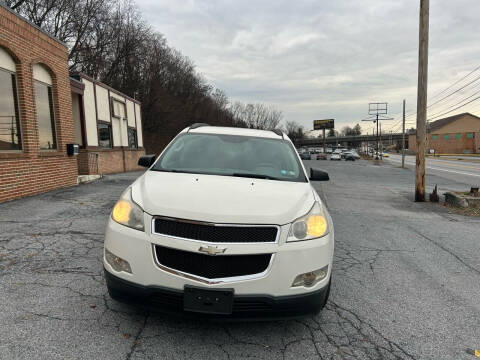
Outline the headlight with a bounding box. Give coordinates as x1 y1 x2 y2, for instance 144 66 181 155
111 187 144 231
287 202 328 242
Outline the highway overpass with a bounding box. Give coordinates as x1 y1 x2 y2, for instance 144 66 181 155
296 133 406 148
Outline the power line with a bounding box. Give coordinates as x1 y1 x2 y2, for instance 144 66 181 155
395 64 480 126
386 65 480 131
426 74 480 110
428 64 480 101
427 87 480 119
427 96 480 121
359 64 480 134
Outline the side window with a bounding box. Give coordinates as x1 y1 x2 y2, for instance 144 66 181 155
34 81 57 150
432 135 439 140
466 133 474 139
33 64 56 150
128 128 137 148
98 123 113 148
0 50 22 151
111 98 126 119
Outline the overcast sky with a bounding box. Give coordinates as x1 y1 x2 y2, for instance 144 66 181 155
136 0 480 133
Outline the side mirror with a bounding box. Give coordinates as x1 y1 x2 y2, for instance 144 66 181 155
309 168 329 181
138 154 156 168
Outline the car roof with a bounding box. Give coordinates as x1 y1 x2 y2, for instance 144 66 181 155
186 126 285 140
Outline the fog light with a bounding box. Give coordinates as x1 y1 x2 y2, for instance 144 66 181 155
292 265 328 288
105 248 132 274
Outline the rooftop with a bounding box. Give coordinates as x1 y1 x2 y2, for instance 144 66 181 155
0 1 67 47
429 112 480 132
408 112 480 134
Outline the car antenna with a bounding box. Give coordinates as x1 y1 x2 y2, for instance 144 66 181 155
188 123 210 132
272 129 284 139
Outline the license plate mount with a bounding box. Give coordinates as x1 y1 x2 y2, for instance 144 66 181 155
183 285 234 315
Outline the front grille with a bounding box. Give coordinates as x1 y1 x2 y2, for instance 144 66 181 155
153 218 278 243
154 245 272 279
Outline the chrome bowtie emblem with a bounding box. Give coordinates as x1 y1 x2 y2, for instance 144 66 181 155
198 245 226 256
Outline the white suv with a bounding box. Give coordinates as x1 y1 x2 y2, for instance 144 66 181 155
104 124 334 319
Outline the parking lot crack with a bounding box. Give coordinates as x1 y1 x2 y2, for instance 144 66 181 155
125 312 149 360
329 301 416 360
409 226 480 275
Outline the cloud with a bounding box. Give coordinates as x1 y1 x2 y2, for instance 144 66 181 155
136 0 480 132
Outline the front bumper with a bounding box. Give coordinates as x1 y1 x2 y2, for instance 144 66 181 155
104 216 334 297
105 268 330 319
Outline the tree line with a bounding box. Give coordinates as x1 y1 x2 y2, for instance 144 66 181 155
6 0 285 154
326 124 361 137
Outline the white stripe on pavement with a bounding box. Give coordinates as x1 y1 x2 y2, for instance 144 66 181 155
387 157 480 178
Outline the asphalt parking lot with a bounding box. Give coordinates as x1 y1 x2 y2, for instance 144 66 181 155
1 161 479 359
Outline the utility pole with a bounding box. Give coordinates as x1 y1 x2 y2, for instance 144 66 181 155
415 0 429 202
379 123 382 156
362 103 393 159
366 132 368 154
402 99 406 168
323 128 326 154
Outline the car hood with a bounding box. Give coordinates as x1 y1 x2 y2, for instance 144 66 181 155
131 171 315 225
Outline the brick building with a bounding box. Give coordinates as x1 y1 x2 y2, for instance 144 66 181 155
70 73 145 176
0 2 144 203
408 113 480 154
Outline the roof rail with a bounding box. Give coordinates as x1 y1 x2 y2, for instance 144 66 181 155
272 129 284 138
188 123 210 131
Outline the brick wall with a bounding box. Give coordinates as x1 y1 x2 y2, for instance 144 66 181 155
77 148 146 175
429 133 476 154
408 132 477 154
0 5 78 203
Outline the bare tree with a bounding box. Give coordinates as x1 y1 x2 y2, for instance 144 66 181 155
285 121 304 142
229 102 283 130
7 0 285 153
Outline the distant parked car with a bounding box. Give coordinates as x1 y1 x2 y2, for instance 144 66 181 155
317 153 327 160
350 151 361 160
300 152 311 160
326 148 333 154
345 153 356 161
330 153 341 161
382 152 389 158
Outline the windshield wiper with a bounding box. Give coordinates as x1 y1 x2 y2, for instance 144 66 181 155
232 173 279 180
150 168 196 174
152 169 280 180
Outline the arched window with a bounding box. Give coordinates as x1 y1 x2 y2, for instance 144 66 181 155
0 47 21 151
33 64 57 150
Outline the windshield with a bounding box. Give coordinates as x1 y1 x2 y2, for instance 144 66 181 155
152 133 306 182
